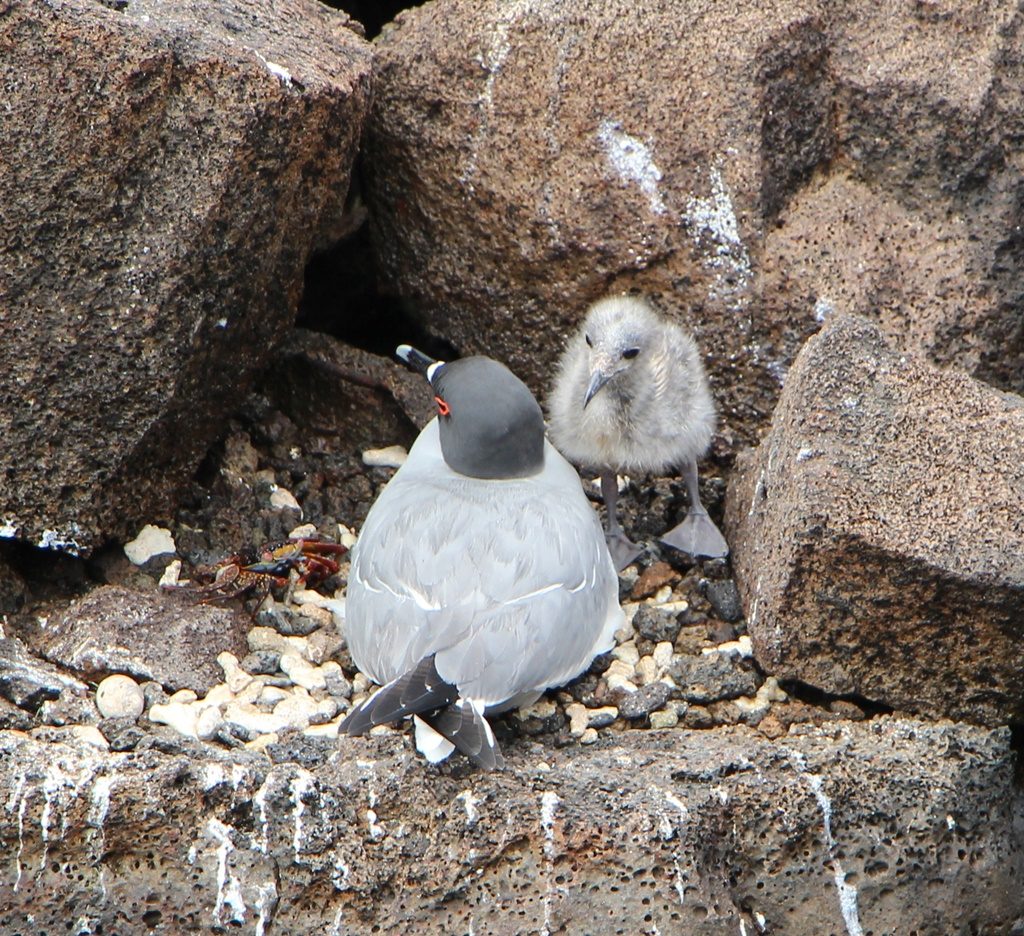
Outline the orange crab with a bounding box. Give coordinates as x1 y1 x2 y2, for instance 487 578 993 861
170 537 347 602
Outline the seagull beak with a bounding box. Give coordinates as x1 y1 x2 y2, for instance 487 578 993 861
396 344 446 383
584 369 612 408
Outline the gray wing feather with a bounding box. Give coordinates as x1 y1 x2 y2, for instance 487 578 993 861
347 442 620 707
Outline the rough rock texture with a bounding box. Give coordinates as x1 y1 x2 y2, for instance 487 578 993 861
364 0 1024 448
0 0 372 554
724 315 1024 727
1 720 1021 934
18 585 252 694
0 636 89 712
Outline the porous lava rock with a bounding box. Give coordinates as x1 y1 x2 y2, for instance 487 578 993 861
725 314 1024 726
0 0 372 554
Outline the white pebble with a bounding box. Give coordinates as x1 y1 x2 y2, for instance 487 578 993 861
653 641 674 669
295 603 333 631
280 653 327 692
352 673 372 695
361 445 408 468
580 727 599 745
150 701 199 738
288 523 319 539
635 655 658 686
269 485 301 512
196 706 223 741
611 641 640 666
168 689 198 704
248 626 311 659
651 585 673 605
70 725 109 750
95 674 145 720
337 525 358 550
605 659 636 681
245 732 279 752
158 559 182 588
222 701 292 736
702 635 753 658
564 702 588 737
304 716 343 739
259 686 290 706
124 524 176 565
606 673 639 694
217 652 253 694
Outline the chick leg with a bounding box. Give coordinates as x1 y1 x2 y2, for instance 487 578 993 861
600 471 643 571
660 461 729 559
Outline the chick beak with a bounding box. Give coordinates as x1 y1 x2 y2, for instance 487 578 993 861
584 369 613 408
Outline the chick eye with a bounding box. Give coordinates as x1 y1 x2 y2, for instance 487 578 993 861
622 348 640 360
585 334 593 348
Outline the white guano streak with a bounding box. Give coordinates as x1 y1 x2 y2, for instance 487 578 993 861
597 119 667 216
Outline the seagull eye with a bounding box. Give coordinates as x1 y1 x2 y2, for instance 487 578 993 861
585 334 593 348
622 348 640 360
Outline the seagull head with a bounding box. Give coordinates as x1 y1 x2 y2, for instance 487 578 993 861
396 344 545 479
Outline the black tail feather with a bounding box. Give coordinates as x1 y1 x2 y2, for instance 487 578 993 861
423 701 504 771
340 655 459 736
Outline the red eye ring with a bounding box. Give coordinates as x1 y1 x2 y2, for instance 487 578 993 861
435 395 451 417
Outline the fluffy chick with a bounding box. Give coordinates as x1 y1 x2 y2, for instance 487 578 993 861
548 295 728 569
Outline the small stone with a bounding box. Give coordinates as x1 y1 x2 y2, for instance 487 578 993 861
653 642 674 669
196 705 224 741
158 559 182 588
579 727 599 745
337 525 358 550
149 701 199 738
39 689 101 727
352 673 372 695
235 678 265 705
611 641 640 666
305 628 343 665
99 717 145 751
586 706 618 728
257 606 320 637
705 579 744 623
269 485 301 512
682 705 715 729
247 625 310 657
362 445 408 468
279 653 327 692
245 732 279 752
605 659 636 681
288 523 319 539
217 652 254 694
701 635 753 659
168 689 198 704
96 674 145 720
631 561 679 600
565 702 588 736
141 681 169 709
652 585 673 604
518 698 557 720
369 724 394 736
308 697 339 725
304 716 343 739
606 673 638 694
633 605 682 645
259 686 291 706
124 524 176 566
323 665 352 700
241 651 281 675
204 684 235 706
616 681 671 720
69 725 110 750
649 708 679 730
635 655 658 686
295 603 333 631
219 721 259 743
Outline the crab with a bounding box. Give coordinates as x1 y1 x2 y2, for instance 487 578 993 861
169 536 347 603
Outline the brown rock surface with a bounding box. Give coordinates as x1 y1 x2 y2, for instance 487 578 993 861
19 585 251 694
0 0 372 554
725 314 1024 726
2 718 1022 934
364 0 1024 448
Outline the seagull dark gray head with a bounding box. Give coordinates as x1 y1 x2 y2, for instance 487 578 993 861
396 344 545 480
579 296 660 407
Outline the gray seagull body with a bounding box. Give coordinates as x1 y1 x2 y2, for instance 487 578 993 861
548 295 729 569
342 349 623 769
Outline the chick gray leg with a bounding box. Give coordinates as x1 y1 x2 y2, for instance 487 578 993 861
600 471 643 571
659 461 729 559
